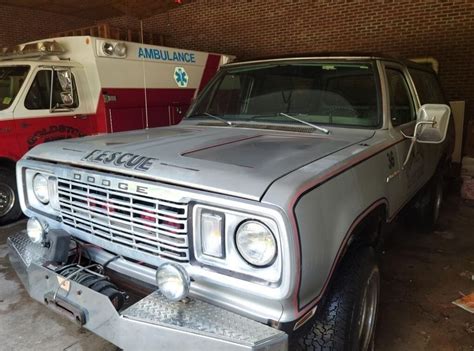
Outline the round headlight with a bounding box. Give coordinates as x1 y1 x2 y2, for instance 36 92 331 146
33 173 49 204
236 220 277 267
114 42 127 57
156 263 190 301
102 42 114 56
27 217 47 244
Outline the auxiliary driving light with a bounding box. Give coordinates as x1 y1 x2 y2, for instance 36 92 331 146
156 263 190 301
27 217 48 244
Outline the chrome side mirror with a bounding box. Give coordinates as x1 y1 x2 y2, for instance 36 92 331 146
415 104 451 144
56 69 74 107
402 104 451 168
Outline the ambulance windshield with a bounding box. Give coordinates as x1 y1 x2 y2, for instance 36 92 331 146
0 65 30 111
188 61 381 128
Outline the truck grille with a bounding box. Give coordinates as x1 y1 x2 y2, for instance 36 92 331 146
57 177 190 263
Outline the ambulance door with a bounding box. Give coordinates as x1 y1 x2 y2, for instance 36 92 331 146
13 66 94 153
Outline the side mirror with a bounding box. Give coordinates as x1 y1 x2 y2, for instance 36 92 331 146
415 104 451 144
55 69 75 107
402 104 451 168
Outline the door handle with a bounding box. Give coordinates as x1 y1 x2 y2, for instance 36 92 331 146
73 114 89 120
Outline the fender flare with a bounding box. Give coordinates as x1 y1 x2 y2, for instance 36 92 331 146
295 198 389 315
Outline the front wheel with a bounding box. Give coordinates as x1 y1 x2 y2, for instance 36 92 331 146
0 166 22 225
292 247 380 351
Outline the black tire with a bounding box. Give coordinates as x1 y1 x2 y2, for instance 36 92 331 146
292 247 380 351
0 166 22 225
415 172 444 233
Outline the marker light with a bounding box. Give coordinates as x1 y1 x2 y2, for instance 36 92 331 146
156 263 190 301
236 221 277 267
102 42 114 56
33 173 49 204
27 217 47 244
114 42 127 57
201 211 225 258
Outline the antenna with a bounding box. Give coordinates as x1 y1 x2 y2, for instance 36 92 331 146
140 20 149 129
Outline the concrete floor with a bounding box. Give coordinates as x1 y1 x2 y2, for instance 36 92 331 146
0 193 473 351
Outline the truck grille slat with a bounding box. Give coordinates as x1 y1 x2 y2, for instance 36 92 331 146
59 197 188 233
58 178 190 263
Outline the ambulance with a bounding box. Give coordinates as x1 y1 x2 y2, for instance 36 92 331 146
0 36 233 224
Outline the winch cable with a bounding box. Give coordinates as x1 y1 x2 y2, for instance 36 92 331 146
53 263 127 310
52 264 101 302
102 254 123 270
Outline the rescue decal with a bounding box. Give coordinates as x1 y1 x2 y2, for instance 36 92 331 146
82 149 157 172
138 47 196 63
174 67 189 88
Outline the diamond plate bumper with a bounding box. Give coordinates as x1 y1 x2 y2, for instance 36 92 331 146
8 231 288 351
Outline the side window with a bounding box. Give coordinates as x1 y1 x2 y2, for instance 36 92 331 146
25 69 79 110
408 68 445 104
386 68 415 126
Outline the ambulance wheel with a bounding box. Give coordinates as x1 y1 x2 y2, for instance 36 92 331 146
292 247 379 351
0 167 22 225
416 172 444 233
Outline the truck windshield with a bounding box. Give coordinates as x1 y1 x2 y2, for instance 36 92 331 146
188 62 381 128
0 65 30 111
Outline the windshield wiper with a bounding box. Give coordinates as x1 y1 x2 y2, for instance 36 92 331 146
279 112 330 134
188 112 233 126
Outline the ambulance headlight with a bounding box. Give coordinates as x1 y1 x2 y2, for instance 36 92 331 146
102 42 114 56
236 221 277 267
114 43 127 57
33 173 49 204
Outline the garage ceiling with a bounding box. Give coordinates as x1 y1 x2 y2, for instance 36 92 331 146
0 0 191 20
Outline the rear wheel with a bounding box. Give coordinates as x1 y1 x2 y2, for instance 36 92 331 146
292 247 380 351
0 166 22 225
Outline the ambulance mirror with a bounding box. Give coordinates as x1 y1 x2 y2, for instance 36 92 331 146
56 69 74 107
60 92 74 106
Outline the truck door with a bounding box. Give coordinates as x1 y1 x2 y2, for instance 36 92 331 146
383 62 426 203
13 66 94 153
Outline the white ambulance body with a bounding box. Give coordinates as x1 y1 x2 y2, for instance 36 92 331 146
0 36 233 224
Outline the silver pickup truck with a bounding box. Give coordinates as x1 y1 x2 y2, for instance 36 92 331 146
9 56 453 351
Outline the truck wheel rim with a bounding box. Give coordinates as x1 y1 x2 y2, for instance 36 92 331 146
357 267 380 351
0 184 15 217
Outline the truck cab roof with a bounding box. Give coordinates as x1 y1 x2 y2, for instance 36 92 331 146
226 54 436 73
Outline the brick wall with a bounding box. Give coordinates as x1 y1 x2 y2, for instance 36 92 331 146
0 0 472 155
0 4 93 47
115 0 472 155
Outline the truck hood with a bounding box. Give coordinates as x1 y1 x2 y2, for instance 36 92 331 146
26 124 374 200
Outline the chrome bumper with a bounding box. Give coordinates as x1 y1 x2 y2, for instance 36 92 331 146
8 231 287 351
